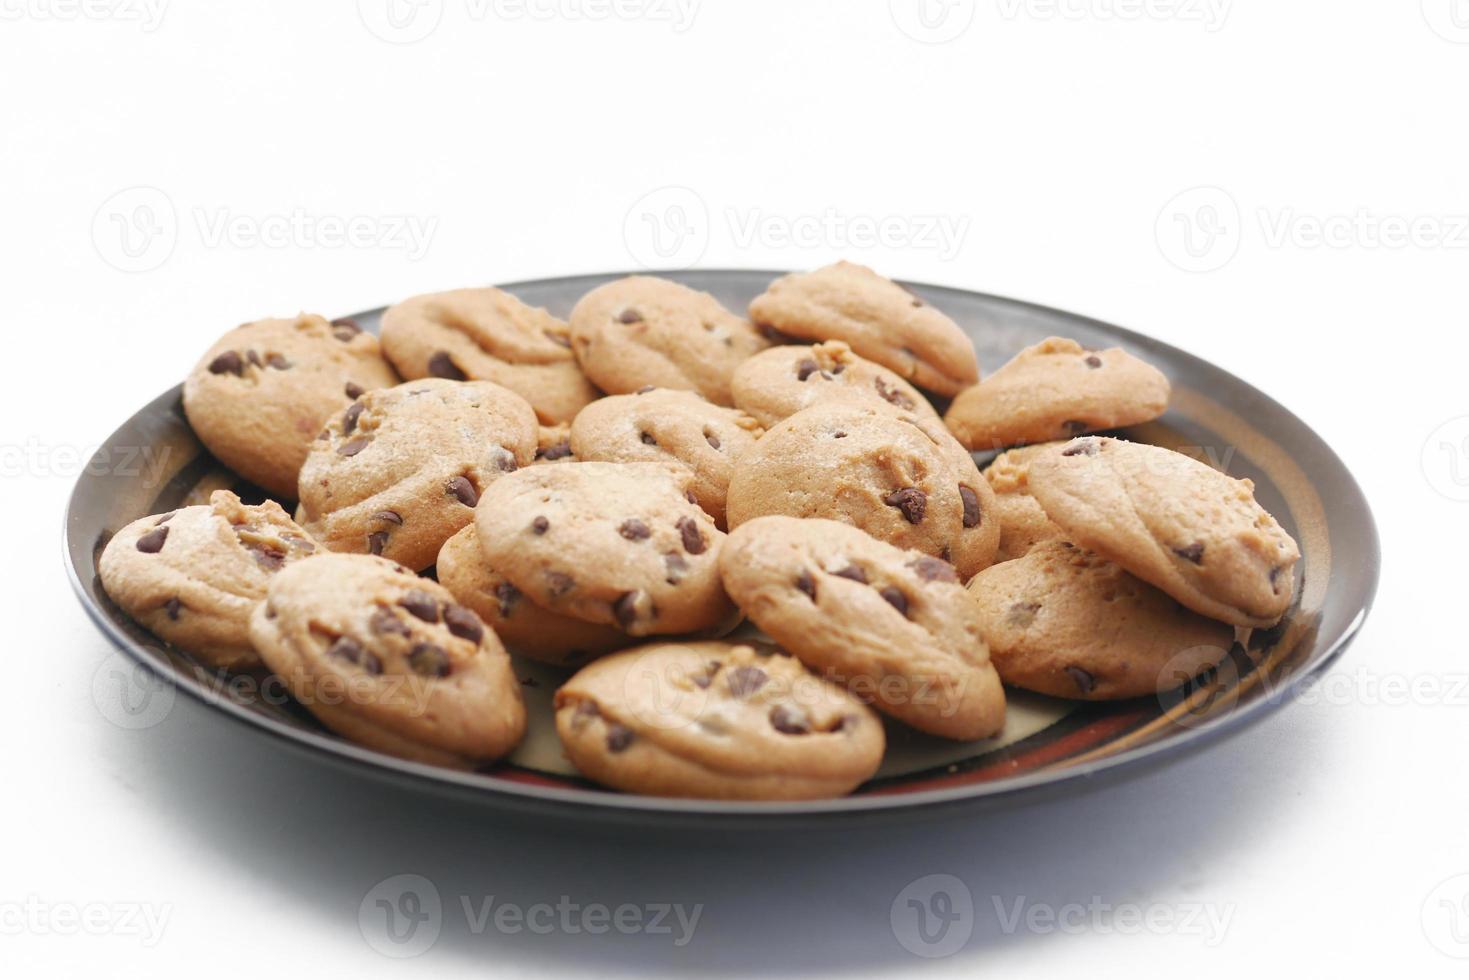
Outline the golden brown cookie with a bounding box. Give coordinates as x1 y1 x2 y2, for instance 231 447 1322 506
567 388 763 528
436 524 627 668
249 553 525 767
983 443 1066 563
724 403 999 578
182 313 399 498
967 541 1235 700
720 517 1005 740
1026 437 1300 627
97 491 319 670
297 379 537 571
554 640 885 799
747 262 978 396
944 337 1170 450
379 286 599 425
567 276 769 404
729 340 939 428
474 462 735 636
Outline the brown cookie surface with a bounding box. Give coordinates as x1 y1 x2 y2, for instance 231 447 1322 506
297 379 537 571
554 640 885 799
182 313 399 498
380 287 599 425
729 340 939 428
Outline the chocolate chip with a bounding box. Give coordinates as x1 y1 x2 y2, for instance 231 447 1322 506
616 308 643 324
639 431 657 446
427 351 465 380
368 511 401 527
341 402 365 437
636 385 656 395
367 531 389 555
726 666 768 698
155 511 176 525
1061 439 1098 457
831 713 858 732
399 590 441 623
493 582 521 617
619 518 651 540
1173 542 1205 564
796 358 820 381
685 490 698 505
875 376 915 410
879 586 909 616
613 591 641 628
547 571 575 597
135 527 169 553
1270 565 1285 591
448 475 479 507
444 604 484 643
1007 601 1041 626
370 607 410 636
705 432 720 450
1061 420 1089 436
343 382 364 400
337 436 370 457
544 329 572 348
959 486 982 528
536 440 573 461
163 597 182 620
248 543 286 571
331 318 361 341
694 660 721 688
910 556 958 583
207 351 243 376
833 564 868 584
833 430 847 439
676 516 706 554
266 353 291 370
328 637 381 675
883 487 927 524
790 570 817 602
246 349 262 368
408 643 452 678
1084 354 1103 369
606 723 635 752
769 704 811 735
496 453 518 473
664 552 688 584
1065 666 1097 694
575 699 600 721
531 515 549 535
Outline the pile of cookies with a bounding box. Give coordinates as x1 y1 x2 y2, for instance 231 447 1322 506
98 261 1301 801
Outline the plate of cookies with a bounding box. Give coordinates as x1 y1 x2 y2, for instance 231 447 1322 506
65 264 1379 825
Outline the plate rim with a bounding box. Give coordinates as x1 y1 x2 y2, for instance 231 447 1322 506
64 268 1382 825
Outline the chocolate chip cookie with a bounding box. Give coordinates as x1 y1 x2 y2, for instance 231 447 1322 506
98 490 319 671
967 541 1235 700
983 443 1066 563
747 262 978 396
297 379 537 571
379 286 599 425
729 340 939 429
720 516 1005 740
533 423 576 465
436 524 627 667
182 313 399 498
724 403 1000 578
248 553 525 767
944 337 1170 450
554 640 885 799
475 462 735 636
567 276 769 404
567 388 764 528
1026 437 1300 627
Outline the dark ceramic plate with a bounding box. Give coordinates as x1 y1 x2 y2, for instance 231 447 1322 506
65 270 1379 829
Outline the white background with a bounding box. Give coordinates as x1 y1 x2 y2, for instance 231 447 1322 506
2 1 1463 976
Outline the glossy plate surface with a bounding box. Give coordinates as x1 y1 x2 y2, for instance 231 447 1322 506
65 270 1379 828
